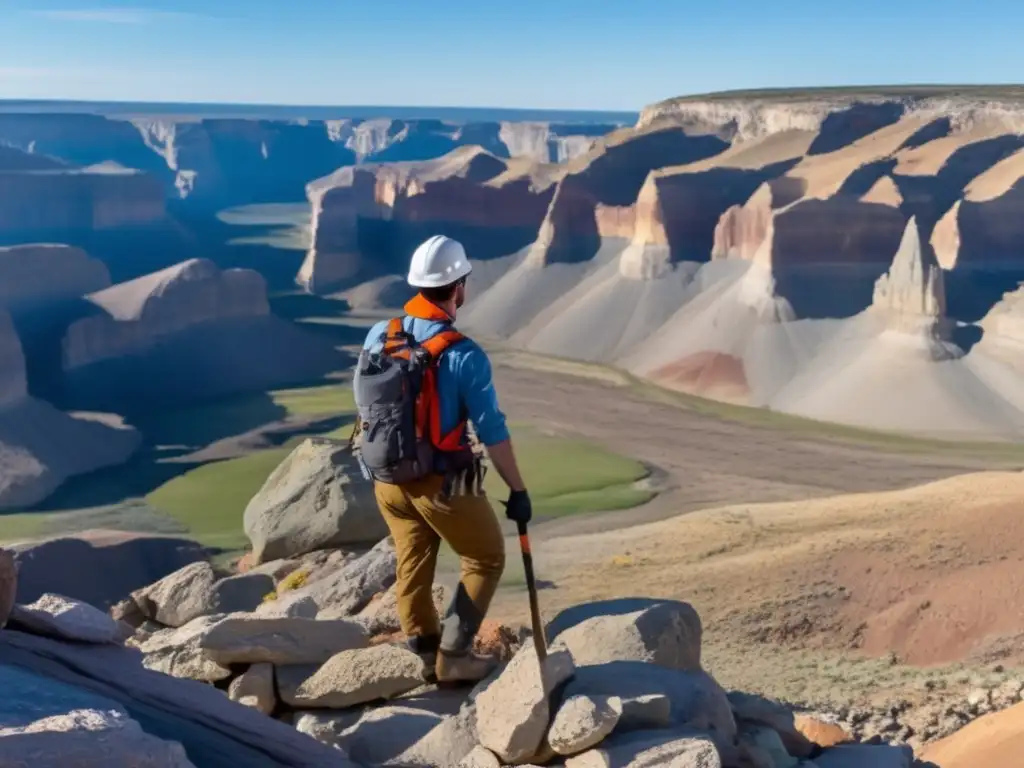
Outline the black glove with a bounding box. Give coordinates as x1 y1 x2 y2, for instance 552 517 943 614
501 489 532 525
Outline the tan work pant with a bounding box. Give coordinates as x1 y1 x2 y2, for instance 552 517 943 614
374 473 506 653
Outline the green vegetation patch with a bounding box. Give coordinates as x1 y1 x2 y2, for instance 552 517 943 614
144 421 650 552
488 425 652 518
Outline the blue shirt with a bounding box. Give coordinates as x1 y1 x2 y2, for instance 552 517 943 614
361 316 510 446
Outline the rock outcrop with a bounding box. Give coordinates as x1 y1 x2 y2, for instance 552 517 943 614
869 216 950 337
0 112 624 213
59 258 339 407
0 244 110 314
242 437 387 564
0 158 166 236
1 508 996 768
299 146 557 293
0 311 140 509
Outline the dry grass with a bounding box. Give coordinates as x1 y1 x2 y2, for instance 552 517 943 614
489 470 1024 710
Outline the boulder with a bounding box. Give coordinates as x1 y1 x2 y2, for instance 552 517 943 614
459 745 502 767
0 706 196 768
228 663 276 715
208 572 275 614
563 727 722 767
475 645 577 764
618 694 672 732
727 692 815 758
282 643 426 709
562 662 736 743
296 705 446 766
0 626 361 767
1 546 16 628
198 615 368 665
131 562 217 628
137 615 233 683
548 695 624 756
110 596 147 629
813 744 913 767
255 594 319 618
273 537 396 616
9 593 120 644
738 725 798 768
242 437 387 564
547 598 702 672
390 704 481 768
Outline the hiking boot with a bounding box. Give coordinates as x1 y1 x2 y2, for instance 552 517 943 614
435 649 498 684
406 635 440 684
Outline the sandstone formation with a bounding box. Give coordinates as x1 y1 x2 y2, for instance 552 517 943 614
0 310 140 509
59 258 339 407
868 216 949 336
0 153 166 236
299 146 557 294
0 112 623 212
0 244 110 315
283 87 1024 440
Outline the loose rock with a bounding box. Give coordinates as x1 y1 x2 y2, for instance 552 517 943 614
296 705 445 765
242 437 388 564
131 561 217 628
136 615 232 683
548 598 702 672
0 707 197 768
548 694 623 756
475 645 577 764
459 745 502 767
9 593 120 644
200 615 368 665
273 537 396 616
285 643 426 709
228 663 276 715
564 663 736 743
564 727 721 767
254 594 319 619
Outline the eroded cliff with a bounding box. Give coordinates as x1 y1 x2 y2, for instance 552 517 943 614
61 259 338 407
0 309 139 509
320 88 1024 439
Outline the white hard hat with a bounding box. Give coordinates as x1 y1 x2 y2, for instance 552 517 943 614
407 235 472 288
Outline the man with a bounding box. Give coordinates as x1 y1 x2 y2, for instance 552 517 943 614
355 234 533 683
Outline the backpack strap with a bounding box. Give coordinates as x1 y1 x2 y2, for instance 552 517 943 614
420 329 466 361
382 317 413 359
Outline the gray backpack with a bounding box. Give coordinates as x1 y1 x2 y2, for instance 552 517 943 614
351 317 471 485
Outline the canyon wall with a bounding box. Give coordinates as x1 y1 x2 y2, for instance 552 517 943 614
314 88 1024 439
61 258 339 408
0 113 622 211
0 244 109 316
0 308 139 510
0 146 166 237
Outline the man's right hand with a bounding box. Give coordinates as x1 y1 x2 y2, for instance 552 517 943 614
502 489 532 525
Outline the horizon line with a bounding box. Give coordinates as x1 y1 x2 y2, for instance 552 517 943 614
0 96 642 116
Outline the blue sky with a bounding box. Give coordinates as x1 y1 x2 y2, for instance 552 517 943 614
0 0 1021 110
